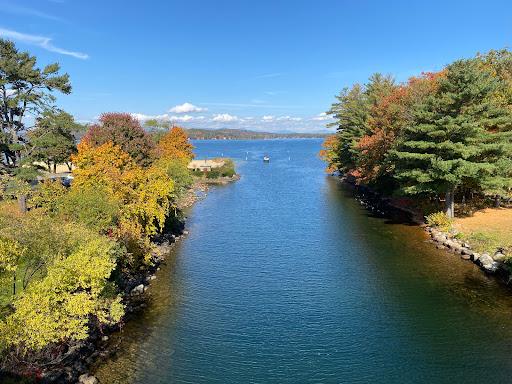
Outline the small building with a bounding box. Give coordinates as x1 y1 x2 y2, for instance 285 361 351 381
188 159 225 172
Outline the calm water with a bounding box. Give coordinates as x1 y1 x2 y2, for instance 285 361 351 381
95 139 512 384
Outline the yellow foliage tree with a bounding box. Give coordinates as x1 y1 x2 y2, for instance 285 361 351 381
0 237 123 351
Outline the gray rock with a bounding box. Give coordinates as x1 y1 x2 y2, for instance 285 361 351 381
461 254 471 260
79 373 99 384
183 230 189 235
148 275 156 281
131 284 145 295
436 244 446 250
493 252 507 262
102 335 109 342
483 261 500 273
462 242 471 249
479 253 493 266
433 234 447 243
461 248 472 255
471 252 480 262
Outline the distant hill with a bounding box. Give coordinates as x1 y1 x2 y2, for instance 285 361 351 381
184 128 330 140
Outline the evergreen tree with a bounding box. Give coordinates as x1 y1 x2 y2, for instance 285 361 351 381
327 74 395 174
391 59 512 217
0 39 71 169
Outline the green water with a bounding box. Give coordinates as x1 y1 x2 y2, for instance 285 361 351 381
94 139 512 383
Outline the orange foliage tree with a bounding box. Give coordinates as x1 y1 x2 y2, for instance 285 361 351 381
319 135 341 173
155 126 194 160
355 72 444 183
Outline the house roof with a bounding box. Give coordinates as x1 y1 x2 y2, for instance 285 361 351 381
188 159 225 169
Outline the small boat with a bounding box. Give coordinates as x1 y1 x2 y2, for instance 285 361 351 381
263 155 270 163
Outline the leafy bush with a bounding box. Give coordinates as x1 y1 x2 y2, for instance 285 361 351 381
426 211 453 231
58 186 120 232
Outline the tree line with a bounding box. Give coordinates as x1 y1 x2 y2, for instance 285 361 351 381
320 50 512 217
0 38 195 376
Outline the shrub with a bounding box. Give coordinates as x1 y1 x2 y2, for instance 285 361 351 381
59 186 120 232
426 211 453 231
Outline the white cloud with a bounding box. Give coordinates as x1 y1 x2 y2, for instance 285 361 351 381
0 28 88 59
131 113 169 121
262 115 274 121
169 102 207 113
131 113 206 123
212 113 238 122
277 115 302 121
170 114 195 122
312 112 331 121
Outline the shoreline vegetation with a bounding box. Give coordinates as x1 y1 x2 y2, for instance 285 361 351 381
145 124 329 140
0 38 239 383
320 48 512 283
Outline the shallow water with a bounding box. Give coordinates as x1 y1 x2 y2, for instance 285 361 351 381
94 139 512 384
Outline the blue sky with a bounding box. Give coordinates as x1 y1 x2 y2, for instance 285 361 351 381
2 0 512 132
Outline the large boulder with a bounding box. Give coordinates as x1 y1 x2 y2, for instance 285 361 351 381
478 253 493 267
79 373 99 384
130 284 145 295
483 261 500 273
493 252 507 262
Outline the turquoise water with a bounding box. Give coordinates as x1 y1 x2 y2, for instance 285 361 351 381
95 139 512 383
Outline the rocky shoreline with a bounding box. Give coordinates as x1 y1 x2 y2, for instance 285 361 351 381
340 177 512 286
1 175 239 384
426 227 511 281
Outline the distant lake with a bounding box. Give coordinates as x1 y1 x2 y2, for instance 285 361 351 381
95 139 512 383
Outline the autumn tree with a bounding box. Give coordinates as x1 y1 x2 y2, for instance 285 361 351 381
356 72 442 185
154 126 194 160
83 113 154 166
319 135 341 173
327 74 395 175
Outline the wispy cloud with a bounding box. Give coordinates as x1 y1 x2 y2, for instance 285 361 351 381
0 2 62 22
254 72 282 79
202 102 303 109
0 28 88 59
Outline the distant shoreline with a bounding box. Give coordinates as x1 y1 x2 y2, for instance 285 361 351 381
183 128 329 140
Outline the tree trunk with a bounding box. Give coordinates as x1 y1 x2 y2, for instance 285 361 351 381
495 195 501 208
53 162 57 173
18 194 27 213
12 271 16 296
444 189 455 218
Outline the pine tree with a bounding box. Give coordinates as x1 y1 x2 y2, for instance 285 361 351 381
327 74 395 173
391 59 512 217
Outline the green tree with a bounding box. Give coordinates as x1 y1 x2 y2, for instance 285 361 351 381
28 110 81 172
327 84 369 172
391 59 512 217
0 39 71 169
327 74 395 173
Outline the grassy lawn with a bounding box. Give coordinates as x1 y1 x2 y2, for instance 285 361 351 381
453 208 512 254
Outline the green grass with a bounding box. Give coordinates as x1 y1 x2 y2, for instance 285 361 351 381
460 231 508 254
